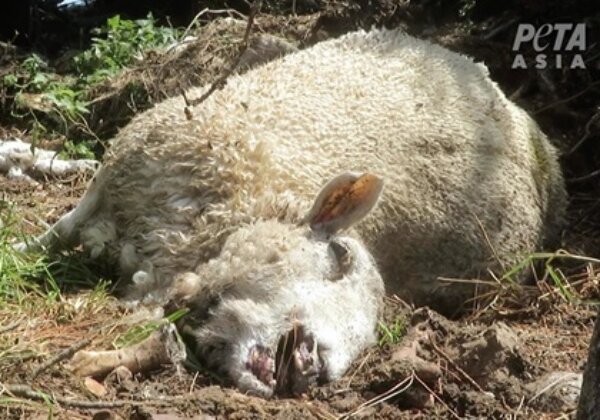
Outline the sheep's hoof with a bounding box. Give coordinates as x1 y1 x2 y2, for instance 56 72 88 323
69 323 186 378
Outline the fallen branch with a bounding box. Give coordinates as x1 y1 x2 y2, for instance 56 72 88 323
31 338 92 380
567 167 600 184
1 383 182 409
534 80 600 115
566 108 600 156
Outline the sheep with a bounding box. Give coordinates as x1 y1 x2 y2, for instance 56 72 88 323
18 27 567 397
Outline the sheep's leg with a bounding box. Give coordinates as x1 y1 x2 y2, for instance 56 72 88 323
14 171 106 253
69 323 186 378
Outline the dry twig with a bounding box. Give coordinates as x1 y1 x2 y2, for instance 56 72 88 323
339 373 415 419
568 167 600 184
1 383 182 409
183 0 263 119
31 338 92 380
3 384 128 409
566 108 600 156
534 80 600 115
429 337 489 395
412 374 461 419
0 319 22 334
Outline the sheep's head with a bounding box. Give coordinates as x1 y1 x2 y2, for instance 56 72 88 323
170 173 385 397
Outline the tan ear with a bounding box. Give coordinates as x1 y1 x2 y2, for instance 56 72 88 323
305 172 383 234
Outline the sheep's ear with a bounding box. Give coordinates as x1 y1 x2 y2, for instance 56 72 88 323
305 172 383 234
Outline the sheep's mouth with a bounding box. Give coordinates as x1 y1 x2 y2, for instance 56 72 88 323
246 324 325 397
275 324 324 396
246 345 276 388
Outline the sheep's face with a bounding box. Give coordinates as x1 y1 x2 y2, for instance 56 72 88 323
174 220 384 397
171 173 385 397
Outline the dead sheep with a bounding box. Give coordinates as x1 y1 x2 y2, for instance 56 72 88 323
18 27 567 397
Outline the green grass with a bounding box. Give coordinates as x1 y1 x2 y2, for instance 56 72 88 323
378 317 406 347
74 13 180 84
58 139 97 160
113 308 189 349
501 250 600 304
2 13 181 157
0 202 112 308
0 204 58 305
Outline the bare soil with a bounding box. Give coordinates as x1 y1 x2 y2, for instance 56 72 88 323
0 276 595 419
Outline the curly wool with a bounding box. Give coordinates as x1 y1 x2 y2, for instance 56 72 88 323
35 28 567 311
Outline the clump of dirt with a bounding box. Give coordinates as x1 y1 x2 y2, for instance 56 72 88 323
2 293 592 419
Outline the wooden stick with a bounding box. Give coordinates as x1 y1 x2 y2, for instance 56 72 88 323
31 338 92 380
183 0 263 118
1 383 182 409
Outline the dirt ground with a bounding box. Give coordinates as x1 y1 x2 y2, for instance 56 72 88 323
0 228 595 420
1 1 600 419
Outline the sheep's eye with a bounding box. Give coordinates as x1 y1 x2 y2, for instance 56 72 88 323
328 240 352 280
